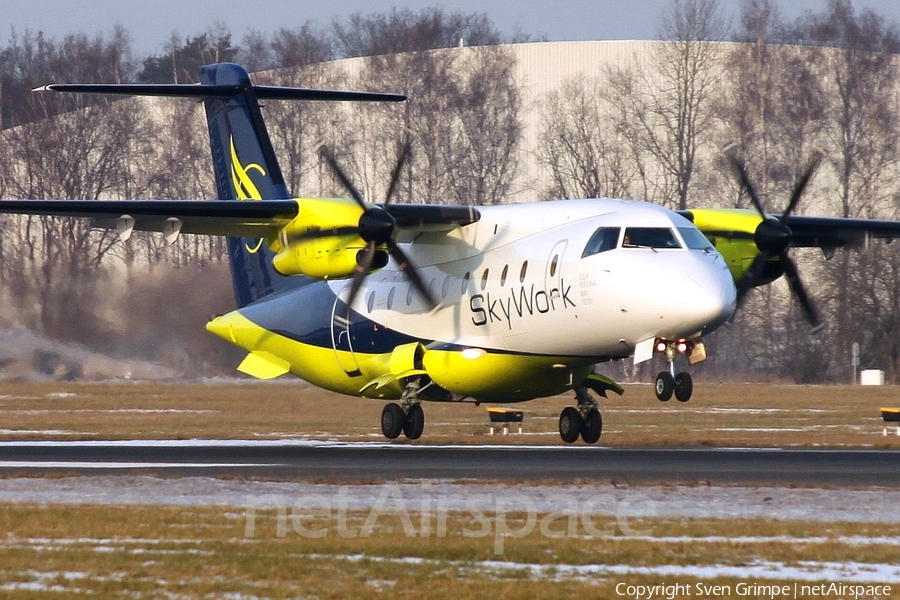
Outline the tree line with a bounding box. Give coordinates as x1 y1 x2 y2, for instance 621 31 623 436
0 0 898 382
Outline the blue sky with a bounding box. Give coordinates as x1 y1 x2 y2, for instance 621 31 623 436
5 0 899 55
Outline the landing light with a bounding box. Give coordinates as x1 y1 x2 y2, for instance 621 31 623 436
462 347 487 360
656 341 668 353
676 341 689 353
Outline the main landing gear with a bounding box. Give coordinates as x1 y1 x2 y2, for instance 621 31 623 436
381 379 426 440
653 339 694 402
558 386 603 444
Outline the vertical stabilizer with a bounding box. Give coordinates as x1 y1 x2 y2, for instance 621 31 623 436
199 63 300 308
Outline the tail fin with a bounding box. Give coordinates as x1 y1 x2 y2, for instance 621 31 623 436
199 63 298 308
40 62 405 308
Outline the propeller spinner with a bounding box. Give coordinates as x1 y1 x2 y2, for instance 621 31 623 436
728 151 823 328
312 142 438 315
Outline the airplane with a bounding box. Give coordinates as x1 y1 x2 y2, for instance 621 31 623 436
3 62 900 444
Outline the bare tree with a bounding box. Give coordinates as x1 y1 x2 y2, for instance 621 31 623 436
804 1 900 381
332 7 502 58
270 24 334 68
653 0 729 210
256 65 347 197
537 77 640 200
0 94 142 341
444 46 521 206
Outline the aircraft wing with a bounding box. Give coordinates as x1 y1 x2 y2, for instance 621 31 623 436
681 208 900 249
0 199 300 238
0 199 480 238
782 215 900 248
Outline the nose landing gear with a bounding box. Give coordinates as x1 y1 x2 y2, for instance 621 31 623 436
653 339 698 402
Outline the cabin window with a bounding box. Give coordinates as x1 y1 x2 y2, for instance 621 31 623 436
406 284 414 306
366 291 376 313
678 227 714 251
500 265 509 286
550 255 559 278
441 275 451 299
519 261 528 283
461 271 471 294
582 227 621 257
622 227 682 249
481 269 490 290
387 287 396 310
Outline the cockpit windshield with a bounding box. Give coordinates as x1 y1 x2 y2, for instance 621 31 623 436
622 227 681 249
582 225 705 258
678 227 714 251
581 227 620 257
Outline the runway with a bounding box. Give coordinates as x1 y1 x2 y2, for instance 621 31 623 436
0 441 898 486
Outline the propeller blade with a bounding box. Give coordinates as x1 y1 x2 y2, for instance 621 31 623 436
735 250 770 306
783 151 823 219
779 255 821 328
342 241 378 318
387 241 437 309
727 153 766 220
318 145 367 210
384 139 412 207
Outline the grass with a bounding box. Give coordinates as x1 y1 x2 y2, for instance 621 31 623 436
0 503 898 598
0 380 896 447
1 381 899 597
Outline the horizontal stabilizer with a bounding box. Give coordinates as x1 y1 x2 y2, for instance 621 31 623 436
35 83 406 104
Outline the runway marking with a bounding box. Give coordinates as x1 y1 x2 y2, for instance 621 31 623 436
0 438 776 448
0 462 273 469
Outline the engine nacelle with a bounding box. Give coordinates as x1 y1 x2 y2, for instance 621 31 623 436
271 196 375 279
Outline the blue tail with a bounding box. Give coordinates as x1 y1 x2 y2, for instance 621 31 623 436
199 63 304 308
197 63 406 307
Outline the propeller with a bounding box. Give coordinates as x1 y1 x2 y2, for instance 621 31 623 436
311 141 437 315
727 151 823 329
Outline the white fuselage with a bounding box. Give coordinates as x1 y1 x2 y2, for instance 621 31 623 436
334 198 737 360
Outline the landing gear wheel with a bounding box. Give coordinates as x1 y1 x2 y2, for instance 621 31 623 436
580 408 602 444
381 402 405 439
402 404 425 440
559 406 583 443
655 372 675 402
674 372 693 402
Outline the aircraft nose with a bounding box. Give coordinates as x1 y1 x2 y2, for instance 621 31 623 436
675 257 737 334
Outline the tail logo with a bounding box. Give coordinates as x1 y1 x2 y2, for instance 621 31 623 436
229 137 266 253
230 137 265 201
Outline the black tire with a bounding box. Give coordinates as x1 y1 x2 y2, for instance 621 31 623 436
559 406 583 443
381 402 405 439
402 404 425 440
674 372 693 402
581 408 602 444
655 372 675 402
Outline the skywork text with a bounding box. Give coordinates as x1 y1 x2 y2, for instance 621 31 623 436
470 284 576 330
